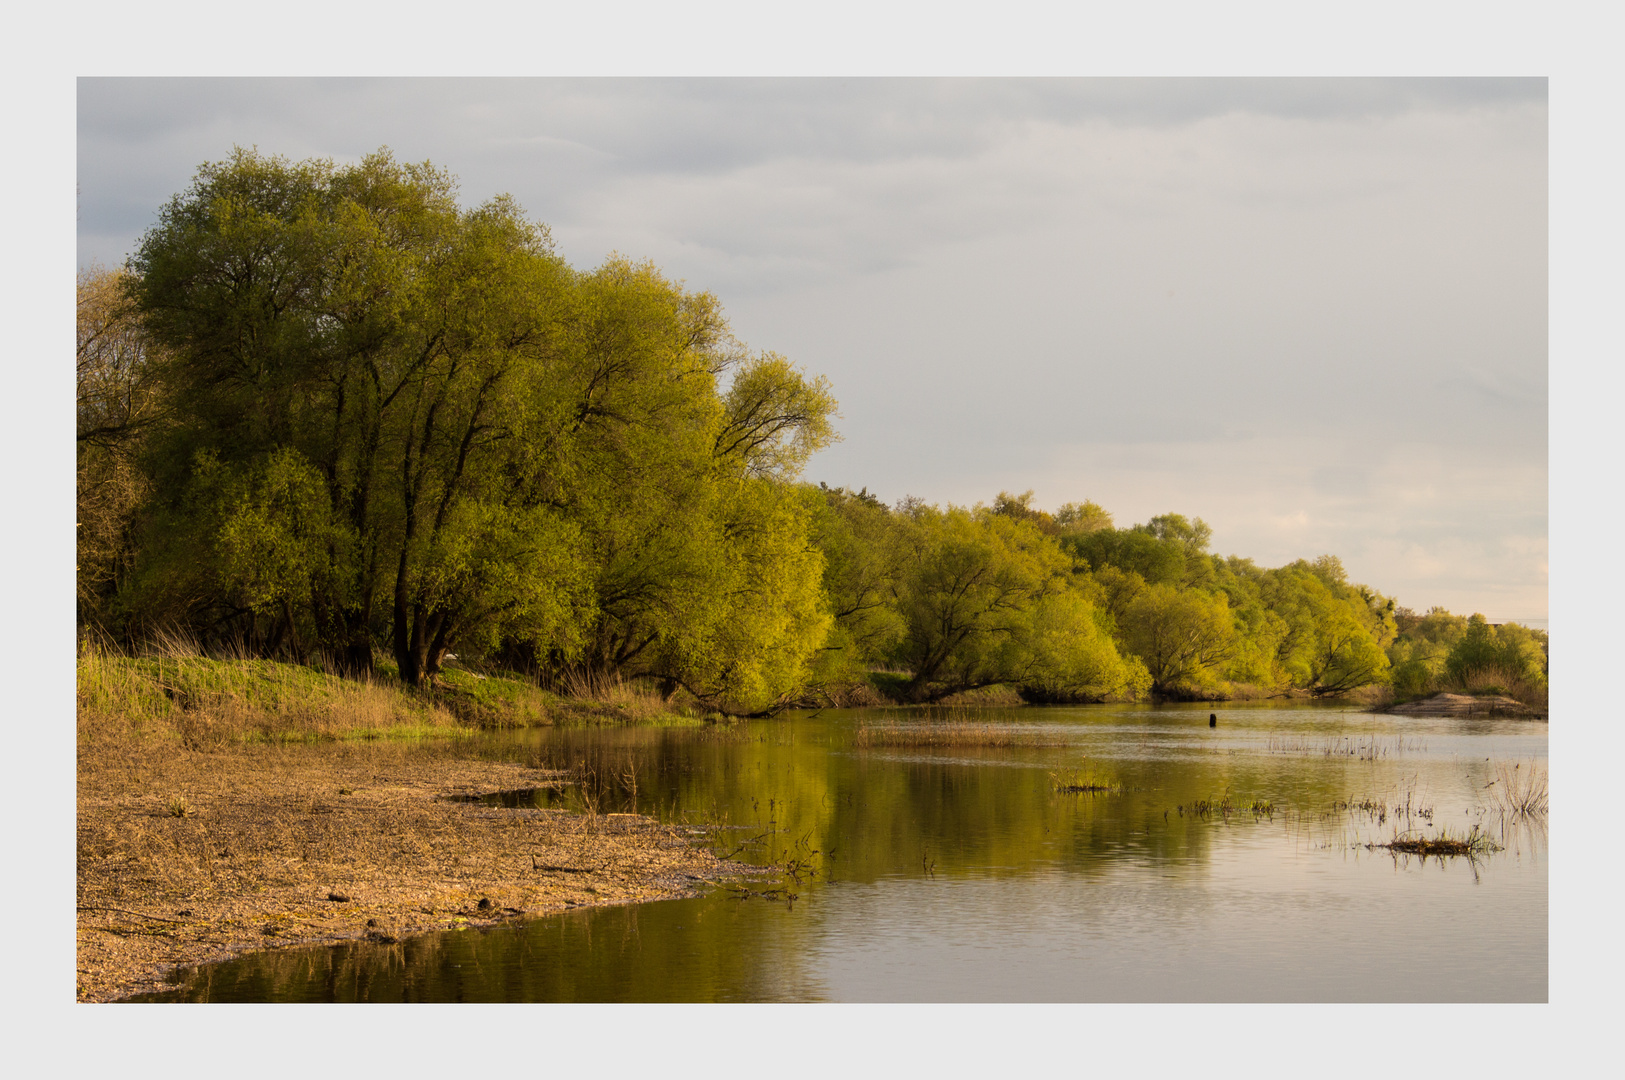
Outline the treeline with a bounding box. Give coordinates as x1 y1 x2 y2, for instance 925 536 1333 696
78 148 1547 713
806 488 1543 706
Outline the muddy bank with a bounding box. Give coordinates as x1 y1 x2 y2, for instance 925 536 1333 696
77 738 753 1002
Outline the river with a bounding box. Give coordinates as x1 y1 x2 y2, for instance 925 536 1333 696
132 702 1547 1002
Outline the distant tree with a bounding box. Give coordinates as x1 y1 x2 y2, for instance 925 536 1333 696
804 483 909 683
1134 512 1213 552
1064 525 1189 588
1001 589 1151 703
1052 500 1113 535
1446 615 1547 691
77 266 166 626
991 489 1058 534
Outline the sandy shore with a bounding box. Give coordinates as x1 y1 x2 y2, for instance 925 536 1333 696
77 738 753 1002
1387 692 1546 719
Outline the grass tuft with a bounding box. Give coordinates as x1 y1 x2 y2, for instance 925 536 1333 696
1050 767 1120 794
1380 825 1500 858
1486 760 1548 819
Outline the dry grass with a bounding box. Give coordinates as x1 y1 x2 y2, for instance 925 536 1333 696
1266 734 1427 760
1458 664 1549 712
552 669 671 723
78 637 466 748
79 636 690 747
855 708 1066 748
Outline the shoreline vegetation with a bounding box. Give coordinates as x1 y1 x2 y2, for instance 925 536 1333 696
78 148 1548 721
76 148 1547 998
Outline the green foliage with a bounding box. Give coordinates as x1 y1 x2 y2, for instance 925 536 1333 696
1116 583 1236 694
716 353 840 479
1445 615 1548 691
1063 519 1212 590
887 503 1066 698
1053 500 1113 535
803 484 909 687
115 148 839 706
1001 590 1152 702
835 500 1142 703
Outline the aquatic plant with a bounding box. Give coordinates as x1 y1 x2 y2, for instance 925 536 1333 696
1379 825 1499 858
1486 760 1548 819
1050 768 1120 794
1266 734 1426 760
854 718 1064 748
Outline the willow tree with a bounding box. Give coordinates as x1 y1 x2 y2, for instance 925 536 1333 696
801 484 909 689
535 267 841 712
128 148 588 681
1116 583 1237 695
1254 561 1392 695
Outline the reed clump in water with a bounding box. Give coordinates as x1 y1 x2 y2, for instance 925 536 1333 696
1266 735 1426 760
1050 768 1120 794
1486 760 1548 819
1175 793 1276 818
855 719 1064 748
855 704 1075 749
1379 825 1499 857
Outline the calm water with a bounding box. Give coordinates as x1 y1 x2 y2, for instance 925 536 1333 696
135 703 1547 1002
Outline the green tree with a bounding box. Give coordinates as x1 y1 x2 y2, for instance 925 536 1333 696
1063 513 1215 590
1001 589 1151 702
1259 564 1390 695
534 266 839 709
130 148 584 681
1445 615 1547 692
889 503 1068 701
885 503 1143 702
802 484 909 688
1116 583 1236 695
125 148 838 699
1053 500 1113 535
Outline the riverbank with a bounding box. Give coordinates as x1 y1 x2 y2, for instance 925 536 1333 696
75 648 757 1001
77 736 749 1002
1385 691 1547 719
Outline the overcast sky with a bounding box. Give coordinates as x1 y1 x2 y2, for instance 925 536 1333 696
77 77 1548 622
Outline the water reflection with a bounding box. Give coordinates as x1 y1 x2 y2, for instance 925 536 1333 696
135 704 1547 1002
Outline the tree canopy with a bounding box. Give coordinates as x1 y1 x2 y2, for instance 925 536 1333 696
77 146 1514 711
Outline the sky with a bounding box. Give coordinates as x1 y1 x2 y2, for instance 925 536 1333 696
76 77 1548 622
